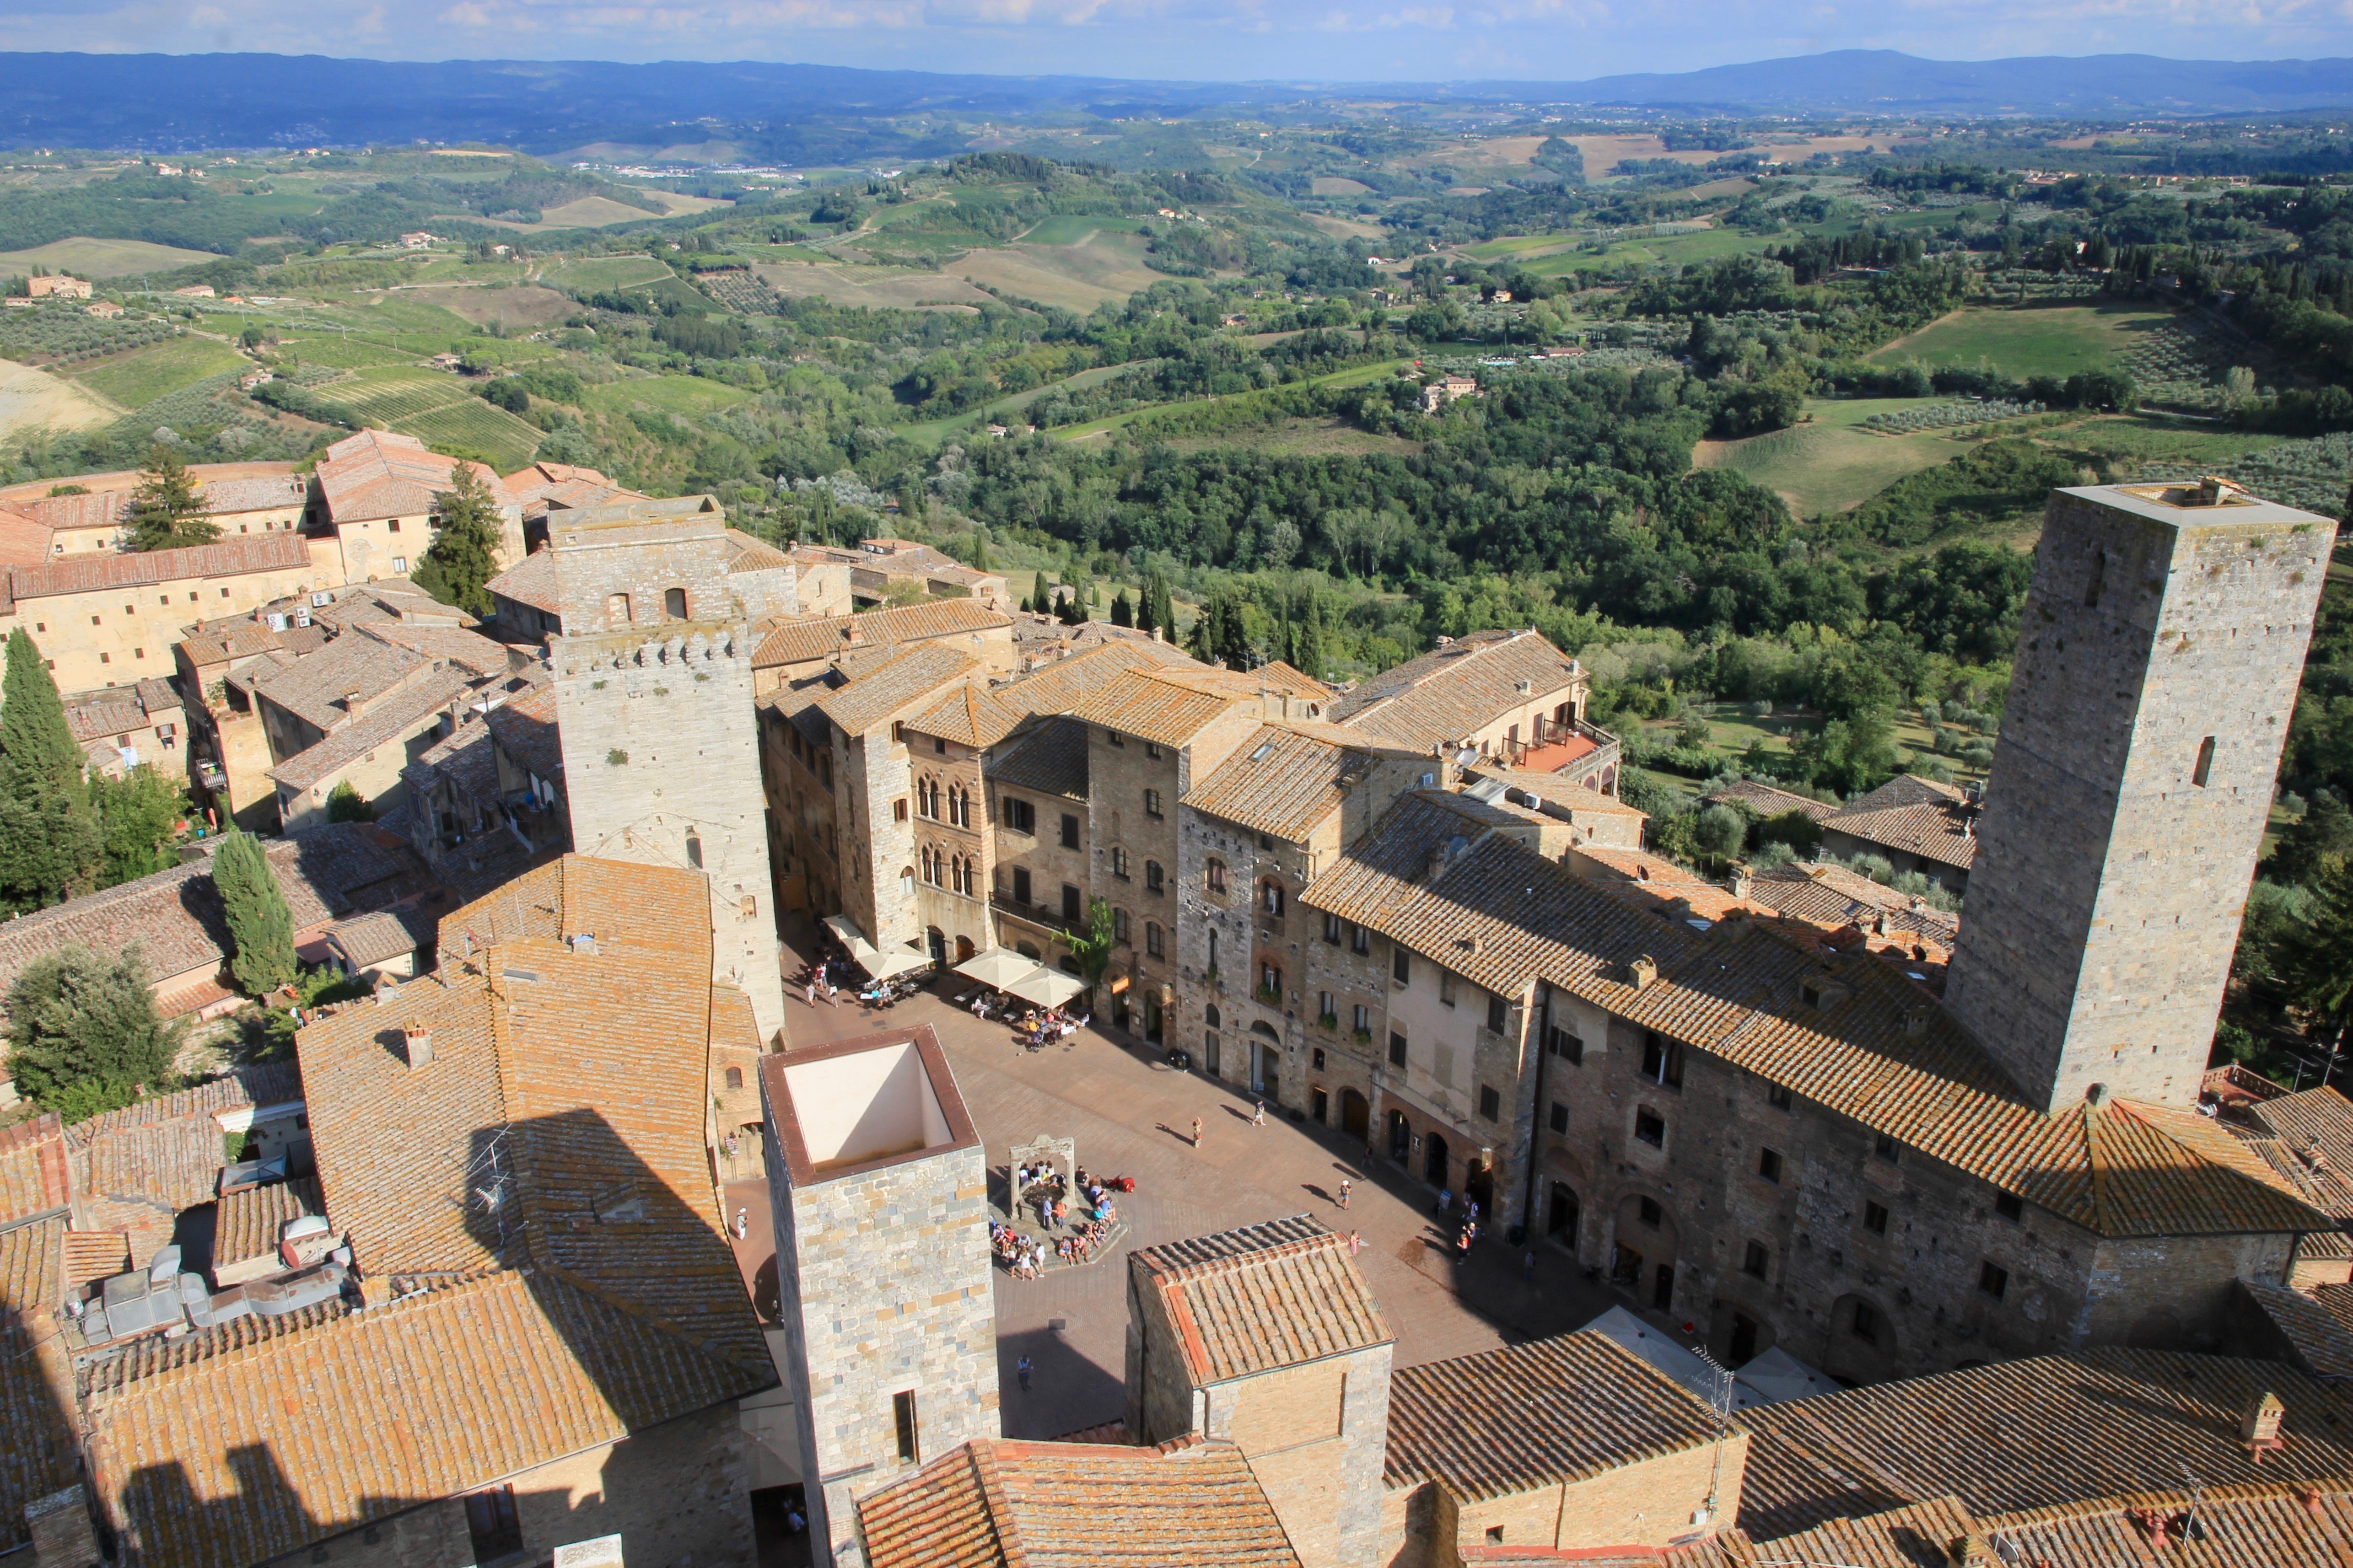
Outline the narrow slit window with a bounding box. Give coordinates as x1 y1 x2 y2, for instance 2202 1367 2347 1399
2084 546 2107 609
893 1390 921 1462
2192 735 2216 788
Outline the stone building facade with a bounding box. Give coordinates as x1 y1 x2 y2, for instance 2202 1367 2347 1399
1945 479 2338 1113
548 503 788 1037
758 1028 997 1568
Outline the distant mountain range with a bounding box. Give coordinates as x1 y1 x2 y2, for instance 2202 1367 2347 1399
5 49 2353 155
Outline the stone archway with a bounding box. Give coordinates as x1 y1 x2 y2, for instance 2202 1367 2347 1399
1821 1292 1900 1385
1339 1088 1369 1140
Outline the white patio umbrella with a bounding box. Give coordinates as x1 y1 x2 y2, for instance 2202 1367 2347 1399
822 914 881 965
953 948 1039 989
862 945 933 982
1002 964 1086 1009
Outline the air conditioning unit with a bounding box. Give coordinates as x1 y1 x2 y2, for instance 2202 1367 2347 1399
293 607 311 628
265 612 288 632
309 591 332 607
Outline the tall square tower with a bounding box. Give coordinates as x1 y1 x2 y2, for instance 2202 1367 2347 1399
1944 479 2335 1113
549 499 788 1036
758 1027 999 1568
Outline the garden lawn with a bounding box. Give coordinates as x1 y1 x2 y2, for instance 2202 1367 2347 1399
1866 302 2172 380
1693 400 1962 518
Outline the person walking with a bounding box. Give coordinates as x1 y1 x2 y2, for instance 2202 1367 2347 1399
1346 1229 1362 1256
804 977 817 1007
1016 1355 1033 1392
1522 1250 1536 1283
1436 1188 1453 1217
1190 1117 1203 1148
732 1207 748 1241
1337 1178 1351 1210
1252 1100 1266 1128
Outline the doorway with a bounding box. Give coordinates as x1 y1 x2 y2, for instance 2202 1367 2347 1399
1143 993 1163 1044
1728 1313 1759 1365
1547 1182 1579 1244
955 935 975 963
1388 1110 1411 1163
1256 1041 1280 1103
1465 1158 1495 1218
1311 1087 1328 1125
1425 1132 1449 1190
926 927 946 967
1340 1089 1369 1140
1205 1031 1220 1077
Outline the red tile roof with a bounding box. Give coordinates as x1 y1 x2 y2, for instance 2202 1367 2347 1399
1129 1215 1389 1385
315 429 516 523
1330 629 1584 750
6 532 310 601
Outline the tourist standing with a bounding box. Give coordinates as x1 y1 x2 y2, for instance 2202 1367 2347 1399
1252 1100 1266 1128
1191 1117 1203 1148
1017 1355 1033 1392
1337 1178 1351 1210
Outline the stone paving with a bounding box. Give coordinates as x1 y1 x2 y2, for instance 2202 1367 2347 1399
760 919 1625 1440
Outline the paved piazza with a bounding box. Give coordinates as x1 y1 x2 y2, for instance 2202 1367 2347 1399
762 920 1618 1440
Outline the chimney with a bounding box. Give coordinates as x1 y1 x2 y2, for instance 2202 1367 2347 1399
25 1484 99 1568
843 620 864 646
2241 1389 2286 1450
1729 870 1751 899
402 1022 433 1070
2198 473 2229 506
341 689 363 714
1627 955 1658 992
1904 1004 1932 1037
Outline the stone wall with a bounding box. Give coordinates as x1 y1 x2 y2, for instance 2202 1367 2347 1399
253 1401 755 1568
553 621 786 1037
1945 486 2337 1112
765 1139 997 1568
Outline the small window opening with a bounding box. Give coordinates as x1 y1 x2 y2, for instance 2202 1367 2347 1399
2192 735 2216 787
2084 546 2107 609
893 1390 921 1462
664 586 687 619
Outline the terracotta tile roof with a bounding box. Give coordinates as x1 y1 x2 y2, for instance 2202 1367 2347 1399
0 1114 72 1224
63 681 181 746
1470 765 1647 816
1744 862 1959 946
816 643 980 736
1302 793 2326 1240
987 715 1089 800
0 842 350 997
300 856 761 1364
1329 629 1583 749
269 664 480 794
2245 1281 2353 1376
483 548 558 614
905 681 1026 749
1383 1331 1721 1501
324 908 430 969
1183 722 1419 843
1822 798 1978 872
753 597 1012 670
212 1176 323 1275
15 488 124 534
996 639 1200 716
1128 1215 1389 1385
859 1438 1302 1568
85 1267 768 1568
402 711 501 802
177 621 291 669
500 461 638 520
69 1065 304 1227
2245 1087 2353 1179
247 634 430 732
61 1227 131 1291
0 1217 78 1557
314 429 517 523
1749 1497 1976 1568
6 532 310 602
1734 1349 2353 1540
1063 665 1261 750
724 527 790 574
0 506 52 565
355 621 514 677
193 473 308 515
1705 778 1841 823
2237 1137 2353 1222
1974 1479 2353 1566
1567 838 1723 891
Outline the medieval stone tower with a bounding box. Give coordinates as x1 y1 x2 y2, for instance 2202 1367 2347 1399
549 498 789 1039
1944 478 2336 1113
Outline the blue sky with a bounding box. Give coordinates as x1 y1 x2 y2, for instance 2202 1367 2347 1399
2 0 2348 81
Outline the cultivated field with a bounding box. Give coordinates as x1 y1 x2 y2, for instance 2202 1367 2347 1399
1160 416 1426 458
393 400 541 469
1311 177 1374 197
398 284 575 330
1867 303 2173 380
582 376 754 416
303 365 539 468
755 261 994 311
1018 214 1145 246
948 232 1166 313
538 256 675 291
71 336 248 408
1692 398 1972 517
0 236 223 278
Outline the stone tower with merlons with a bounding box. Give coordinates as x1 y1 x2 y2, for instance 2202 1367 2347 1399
1943 478 2335 1114
548 498 788 1040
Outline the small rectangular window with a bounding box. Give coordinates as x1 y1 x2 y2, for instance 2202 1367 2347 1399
1392 947 1410 985
1323 912 1341 944
1852 1301 1880 1344
1477 1085 1500 1121
1635 1108 1665 1147
1767 1080 1792 1110
1145 861 1164 893
1980 1262 2009 1301
1440 971 1457 1007
1144 788 1163 817
1350 923 1370 955
893 798 909 822
1641 1032 1682 1088
1637 1196 1662 1227
1061 813 1080 849
1388 1031 1407 1068
1061 884 1081 924
1146 923 1163 958
1311 1046 1325 1071
1549 1101 1569 1133
1994 1192 2025 1222
1874 1133 1901 1165
1354 1004 1370 1033
1742 1240 1769 1278
893 1390 921 1463
1863 1201 1889 1235
464 1486 524 1565
1105 729 1123 747
1486 995 1508 1034
2192 735 2216 787
1758 1147 1783 1183
1547 1026 1583 1064
1012 868 1032 904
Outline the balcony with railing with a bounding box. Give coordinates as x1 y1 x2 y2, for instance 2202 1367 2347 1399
1502 715 1621 792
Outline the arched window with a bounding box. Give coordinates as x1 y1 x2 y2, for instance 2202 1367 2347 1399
1206 859 1228 894
1207 929 1218 973
1205 1004 1221 1029
1261 879 1285 915
724 1066 743 1089
685 832 703 870
901 866 916 897
664 586 688 620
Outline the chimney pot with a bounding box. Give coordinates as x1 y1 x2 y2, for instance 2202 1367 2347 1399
2086 1082 2111 1107
402 1022 433 1070
2242 1389 2286 1447
1628 954 1658 992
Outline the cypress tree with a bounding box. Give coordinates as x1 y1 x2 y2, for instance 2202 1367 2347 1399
213 826 298 995
1135 581 1157 634
123 444 219 552
413 461 503 616
0 629 101 912
1110 588 1134 627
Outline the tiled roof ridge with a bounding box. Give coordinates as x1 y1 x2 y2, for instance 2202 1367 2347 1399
1976 1475 2353 1530
538 1259 773 1380
62 1064 302 1147
1757 1396 1930 1514
1150 1227 1335 1286
1132 1214 1335 1281
965 1441 1034 1568
0 1112 63 1157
